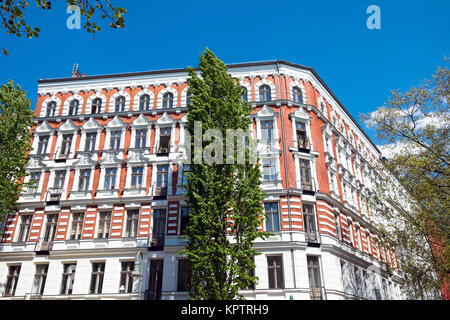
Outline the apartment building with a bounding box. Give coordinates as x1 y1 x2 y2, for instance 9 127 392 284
0 60 404 300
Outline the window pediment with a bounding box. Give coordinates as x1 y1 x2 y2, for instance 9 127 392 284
291 107 311 121
257 105 276 119
156 112 174 125
132 113 150 127
35 120 54 134
58 119 78 132
106 115 126 129
82 117 101 131
73 152 96 167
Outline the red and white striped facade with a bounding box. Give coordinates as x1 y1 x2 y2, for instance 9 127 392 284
0 60 404 300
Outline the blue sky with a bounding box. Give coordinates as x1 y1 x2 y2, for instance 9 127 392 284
0 0 449 144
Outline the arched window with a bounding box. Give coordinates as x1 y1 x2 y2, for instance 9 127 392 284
242 87 248 102
115 96 126 112
186 92 192 107
259 85 271 101
69 100 79 116
139 94 151 111
92 98 102 114
292 87 303 103
162 92 174 108
46 101 57 117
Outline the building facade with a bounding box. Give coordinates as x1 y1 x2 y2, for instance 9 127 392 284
0 60 405 300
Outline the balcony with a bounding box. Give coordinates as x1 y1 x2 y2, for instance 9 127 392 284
147 234 165 250
309 286 325 300
46 188 63 203
34 238 53 255
301 180 316 195
153 184 167 200
297 139 311 152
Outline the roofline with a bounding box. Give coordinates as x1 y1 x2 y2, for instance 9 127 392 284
37 60 381 154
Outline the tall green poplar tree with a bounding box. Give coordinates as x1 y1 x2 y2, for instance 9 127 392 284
181 48 269 300
0 79 34 233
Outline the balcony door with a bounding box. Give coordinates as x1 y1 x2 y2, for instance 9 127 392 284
147 260 164 300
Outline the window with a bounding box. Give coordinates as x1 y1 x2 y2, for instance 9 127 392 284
43 214 58 242
320 102 325 113
148 260 164 300
307 256 322 299
125 210 139 238
120 261 135 293
60 134 72 156
242 87 248 101
139 94 151 111
60 264 76 295
186 92 192 106
85 132 97 151
135 129 147 148
158 127 171 153
37 136 49 155
267 256 283 289
292 87 303 103
68 100 79 116
78 169 91 191
32 264 48 296
354 266 363 297
299 159 312 190
151 209 166 246
264 202 280 232
179 207 190 234
91 98 102 114
115 96 126 112
303 204 317 242
70 212 84 240
177 259 191 292
89 262 105 294
130 167 144 189
46 101 57 117
104 168 117 190
162 92 174 108
53 170 66 189
97 211 111 239
29 172 41 193
296 122 309 149
182 164 190 186
335 215 342 241
110 130 121 149
263 159 277 181
4 266 21 296
259 85 271 101
260 120 273 141
17 215 32 242
156 165 169 188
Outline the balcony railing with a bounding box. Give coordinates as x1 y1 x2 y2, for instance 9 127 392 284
34 237 53 253
309 286 326 300
147 234 165 249
298 139 311 150
153 184 167 199
305 229 320 244
46 188 63 201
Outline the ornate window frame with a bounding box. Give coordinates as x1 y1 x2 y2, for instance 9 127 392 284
289 81 306 104
255 79 276 102
110 90 131 113
154 112 175 154
133 87 154 111
54 119 78 160
290 106 313 150
130 114 152 151
86 91 107 115
104 115 126 151
40 96 62 118
79 117 102 155
62 94 84 116
157 87 178 109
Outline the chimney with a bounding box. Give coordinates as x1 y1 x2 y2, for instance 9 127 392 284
72 64 85 78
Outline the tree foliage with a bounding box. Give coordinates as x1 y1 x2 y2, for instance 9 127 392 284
362 58 449 299
180 48 269 300
0 79 34 235
0 0 126 55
